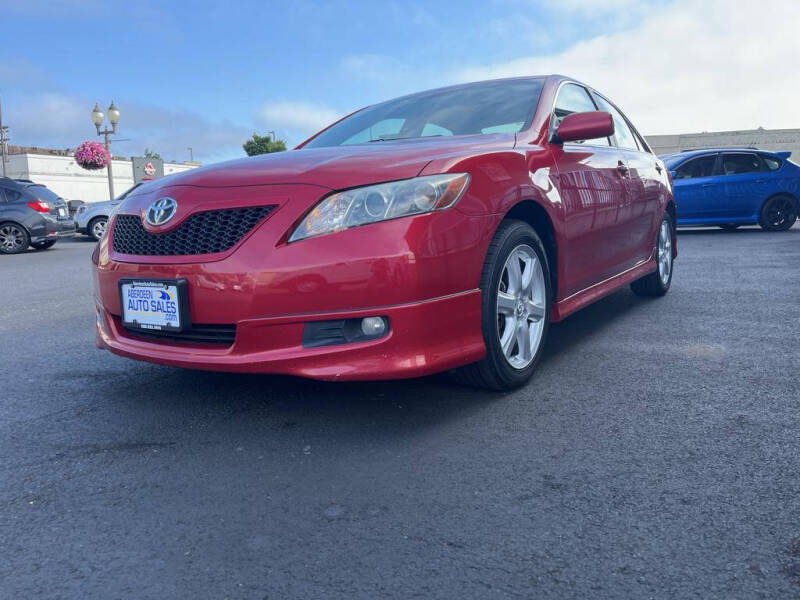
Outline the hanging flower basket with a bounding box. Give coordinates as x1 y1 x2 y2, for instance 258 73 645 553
74 141 111 170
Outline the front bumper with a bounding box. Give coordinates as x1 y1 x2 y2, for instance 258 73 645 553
92 183 496 380
95 290 484 380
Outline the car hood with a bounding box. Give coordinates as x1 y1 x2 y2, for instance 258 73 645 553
128 133 516 194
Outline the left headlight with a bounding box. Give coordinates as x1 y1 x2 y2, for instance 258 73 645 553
289 173 470 242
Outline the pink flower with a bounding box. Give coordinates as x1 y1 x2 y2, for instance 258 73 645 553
75 140 111 170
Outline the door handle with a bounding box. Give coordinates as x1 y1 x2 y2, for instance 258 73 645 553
617 161 629 176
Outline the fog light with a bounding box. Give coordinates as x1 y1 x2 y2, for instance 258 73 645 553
361 316 386 337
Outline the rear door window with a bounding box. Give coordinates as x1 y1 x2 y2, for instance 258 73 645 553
2 187 21 202
592 94 639 151
675 155 718 179
721 153 763 175
552 83 610 146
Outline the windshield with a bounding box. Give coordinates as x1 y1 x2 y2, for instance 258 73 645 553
303 78 544 148
116 183 143 201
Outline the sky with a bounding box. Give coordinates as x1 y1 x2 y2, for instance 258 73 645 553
1 0 799 164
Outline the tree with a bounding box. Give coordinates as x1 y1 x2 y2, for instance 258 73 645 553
144 148 162 160
243 133 287 156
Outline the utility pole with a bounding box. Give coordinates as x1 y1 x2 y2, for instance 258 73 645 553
0 100 9 179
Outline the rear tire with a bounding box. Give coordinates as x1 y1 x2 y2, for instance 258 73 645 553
759 194 798 231
631 213 674 297
451 220 551 391
0 223 30 255
31 239 57 250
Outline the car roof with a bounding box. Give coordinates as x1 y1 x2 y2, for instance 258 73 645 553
661 148 789 165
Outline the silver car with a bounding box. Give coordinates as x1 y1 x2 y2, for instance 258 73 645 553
75 183 142 241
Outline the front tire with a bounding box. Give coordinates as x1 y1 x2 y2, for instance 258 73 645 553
759 195 798 231
631 213 674 297
0 223 30 255
88 217 108 242
31 239 57 250
451 220 551 391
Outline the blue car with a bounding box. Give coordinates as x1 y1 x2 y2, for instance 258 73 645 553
663 148 800 231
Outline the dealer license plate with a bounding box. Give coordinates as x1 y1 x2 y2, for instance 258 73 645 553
120 279 187 332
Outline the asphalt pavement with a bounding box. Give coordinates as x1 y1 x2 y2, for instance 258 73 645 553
1 225 799 599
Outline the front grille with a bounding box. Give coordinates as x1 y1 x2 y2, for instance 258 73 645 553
112 206 275 256
123 323 236 346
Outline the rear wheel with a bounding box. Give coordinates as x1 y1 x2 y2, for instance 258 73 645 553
0 223 30 255
631 214 674 297
31 239 57 250
451 220 551 391
88 216 108 242
759 195 798 231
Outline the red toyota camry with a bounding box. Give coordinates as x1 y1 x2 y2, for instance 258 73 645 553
92 75 676 390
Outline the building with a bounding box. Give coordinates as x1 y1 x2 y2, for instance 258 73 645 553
646 127 800 158
2 146 201 203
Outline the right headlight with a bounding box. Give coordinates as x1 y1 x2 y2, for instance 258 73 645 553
289 173 470 242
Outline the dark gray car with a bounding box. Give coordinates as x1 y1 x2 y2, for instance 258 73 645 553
0 177 76 254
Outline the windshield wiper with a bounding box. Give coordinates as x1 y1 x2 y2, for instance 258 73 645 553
367 135 443 143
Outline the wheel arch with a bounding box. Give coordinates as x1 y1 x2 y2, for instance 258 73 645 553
665 199 678 257
762 190 799 208
502 200 558 298
0 219 31 234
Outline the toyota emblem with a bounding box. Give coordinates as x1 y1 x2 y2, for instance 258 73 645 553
145 197 178 226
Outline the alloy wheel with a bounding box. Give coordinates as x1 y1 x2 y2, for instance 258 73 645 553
766 197 796 228
657 219 673 285
496 244 546 370
0 225 25 253
91 219 107 240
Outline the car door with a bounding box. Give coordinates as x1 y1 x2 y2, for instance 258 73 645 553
671 153 720 220
717 152 770 218
591 93 657 269
547 82 628 296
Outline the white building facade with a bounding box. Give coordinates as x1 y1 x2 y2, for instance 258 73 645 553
3 152 200 203
646 127 800 158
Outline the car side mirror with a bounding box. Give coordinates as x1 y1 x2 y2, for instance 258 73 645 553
555 111 614 143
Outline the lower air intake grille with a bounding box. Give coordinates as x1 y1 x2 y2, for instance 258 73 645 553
123 323 236 346
112 206 275 256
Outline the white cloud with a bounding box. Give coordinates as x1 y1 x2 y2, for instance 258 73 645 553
454 0 800 135
5 92 251 163
257 101 343 141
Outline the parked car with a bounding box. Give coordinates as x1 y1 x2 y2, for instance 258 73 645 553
663 148 799 230
92 75 676 390
0 177 76 254
75 183 143 241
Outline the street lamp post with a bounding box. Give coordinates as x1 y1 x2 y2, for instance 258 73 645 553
0 100 9 179
91 101 120 201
